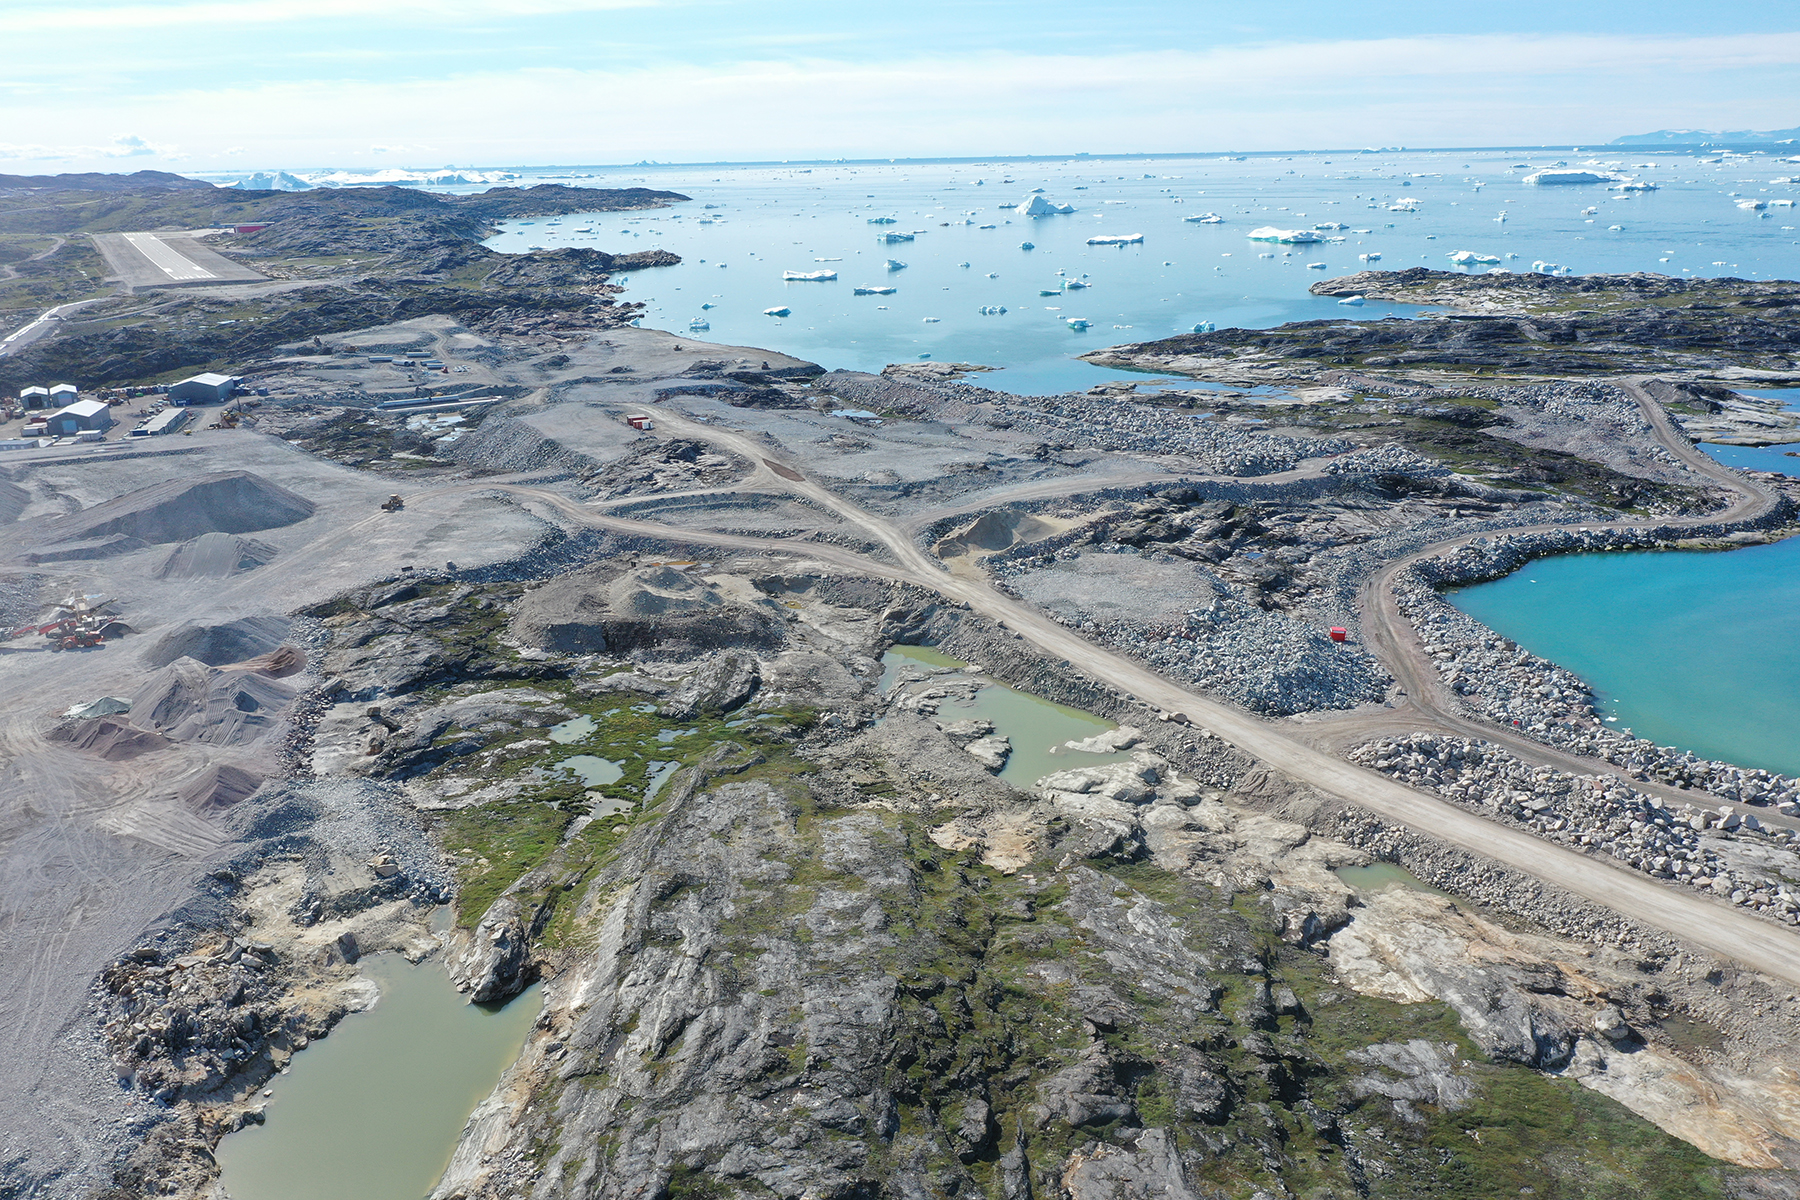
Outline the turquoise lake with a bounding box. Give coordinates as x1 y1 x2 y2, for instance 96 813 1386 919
1447 538 1800 778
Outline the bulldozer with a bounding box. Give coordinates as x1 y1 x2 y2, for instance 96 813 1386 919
381 494 405 512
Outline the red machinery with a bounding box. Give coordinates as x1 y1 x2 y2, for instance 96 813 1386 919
4 595 116 650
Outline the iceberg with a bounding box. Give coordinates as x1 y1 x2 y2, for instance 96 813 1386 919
1313 222 1350 231
1611 179 1658 191
1447 250 1502 265
1086 234 1144 245
1184 212 1224 223
922 317 941 323
977 305 1008 315
1247 226 1323 244
1065 318 1090 330
885 259 907 271
1019 241 1035 250
1337 296 1365 306
1191 321 1216 332
1522 169 1617 185
782 269 837 281
1737 199 1768 210
1063 279 1089 290
216 170 313 191
687 318 710 330
763 306 791 317
868 216 898 224
853 285 897 295
1358 252 1382 262
1306 262 1328 270
1015 194 1076 217
878 232 915 243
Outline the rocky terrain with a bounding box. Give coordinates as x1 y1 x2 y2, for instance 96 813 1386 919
1082 268 1800 383
7 176 1800 1200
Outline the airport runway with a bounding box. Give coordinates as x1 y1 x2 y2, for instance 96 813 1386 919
91 230 266 290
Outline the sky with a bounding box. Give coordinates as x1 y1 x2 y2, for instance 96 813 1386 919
1 0 1796 172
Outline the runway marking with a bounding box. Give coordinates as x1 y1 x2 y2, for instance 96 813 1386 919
123 233 215 281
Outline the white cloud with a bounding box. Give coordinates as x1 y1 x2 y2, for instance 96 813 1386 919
3 32 1796 169
0 0 660 33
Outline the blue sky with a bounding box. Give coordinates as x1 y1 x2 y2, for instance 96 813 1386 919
1 0 1795 171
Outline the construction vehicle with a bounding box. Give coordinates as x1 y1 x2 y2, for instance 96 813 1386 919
5 594 117 650
381 494 405 512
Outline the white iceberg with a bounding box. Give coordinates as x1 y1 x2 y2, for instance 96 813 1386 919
1019 241 1035 250
1063 279 1089 290
1337 295 1365 306
1191 321 1216 332
868 216 898 224
688 318 711 330
978 305 1008 315
1015 194 1076 216
1087 233 1144 245
1358 252 1382 262
878 232 915 243
1247 226 1323 244
1313 222 1350 231
1522 169 1616 185
853 285 897 295
216 170 313 191
1447 250 1502 265
783 269 837 281
1611 179 1658 191
885 258 907 271
1306 262 1328 270
763 306 791 317
1737 199 1768 210
1065 318 1090 330
1184 212 1224 223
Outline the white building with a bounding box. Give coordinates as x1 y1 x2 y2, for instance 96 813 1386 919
45 399 112 437
19 386 48 410
168 373 241 405
48 383 78 404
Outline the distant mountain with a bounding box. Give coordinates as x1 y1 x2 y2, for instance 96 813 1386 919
0 169 213 192
1611 126 1800 146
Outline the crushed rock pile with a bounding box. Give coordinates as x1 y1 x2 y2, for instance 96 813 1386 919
142 616 292 669
37 470 315 547
1350 733 1800 923
155 532 279 579
131 657 298 746
50 716 171 761
510 563 783 657
175 763 264 814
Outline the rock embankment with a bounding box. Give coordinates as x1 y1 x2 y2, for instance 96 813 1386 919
1349 733 1800 925
1398 525 1800 812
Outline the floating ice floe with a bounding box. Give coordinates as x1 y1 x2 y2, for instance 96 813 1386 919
878 232 915 243
1358 252 1381 262
1523 169 1617 185
1306 262 1328 269
868 216 898 224
1039 289 1062 296
1184 212 1224 223
1247 226 1323 243
763 307 791 317
1191 321 1216 332
922 317 941 323
1313 222 1350 231
688 318 710 330
1063 279 1089 290
885 258 907 271
1066 318 1090 330
986 272 999 278
783 269 837 281
1020 241 1035 250
1337 295 1365 306
978 305 1008 315
1447 250 1502 266
1016 194 1077 217
1737 199 1768 210
1530 261 1574 276
815 256 843 262
1611 179 1658 191
700 302 715 309
853 285 897 295
1087 234 1144 245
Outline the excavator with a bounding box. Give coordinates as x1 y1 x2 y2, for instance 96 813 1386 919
381 494 405 512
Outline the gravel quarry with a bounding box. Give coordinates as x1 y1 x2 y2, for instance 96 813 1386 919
6 226 1800 1200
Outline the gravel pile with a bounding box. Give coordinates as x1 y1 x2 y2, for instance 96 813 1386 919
828 373 1354 477
1350 733 1800 924
1323 444 1451 477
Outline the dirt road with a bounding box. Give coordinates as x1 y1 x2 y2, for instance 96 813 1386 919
439 396 1800 986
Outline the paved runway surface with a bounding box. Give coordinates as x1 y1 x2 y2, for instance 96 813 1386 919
91 231 266 289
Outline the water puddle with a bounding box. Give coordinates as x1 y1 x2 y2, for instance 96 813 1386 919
1334 862 1450 897
558 755 624 786
216 952 539 1200
548 714 596 743
881 645 1131 787
643 760 682 804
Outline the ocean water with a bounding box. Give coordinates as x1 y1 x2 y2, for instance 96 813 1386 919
1447 540 1800 778
475 150 1800 393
